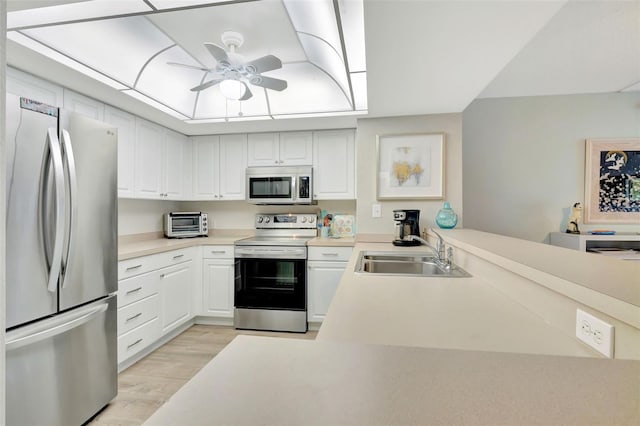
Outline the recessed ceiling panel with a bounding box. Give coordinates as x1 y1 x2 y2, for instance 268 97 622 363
135 46 204 117
21 16 175 86
298 33 350 106
147 0 306 68
267 63 351 115
283 0 343 61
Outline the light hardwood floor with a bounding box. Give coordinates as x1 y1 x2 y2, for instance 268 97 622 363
90 325 317 426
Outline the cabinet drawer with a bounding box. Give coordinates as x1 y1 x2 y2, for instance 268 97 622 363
117 317 161 364
118 294 160 336
308 246 353 262
118 248 194 279
202 245 234 259
118 271 160 308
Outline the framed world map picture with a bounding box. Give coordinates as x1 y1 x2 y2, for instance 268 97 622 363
584 138 640 223
376 133 444 200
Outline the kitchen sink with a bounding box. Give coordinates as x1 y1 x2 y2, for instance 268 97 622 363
355 251 471 278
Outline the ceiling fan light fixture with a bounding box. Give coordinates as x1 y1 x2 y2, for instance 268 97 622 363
219 79 247 100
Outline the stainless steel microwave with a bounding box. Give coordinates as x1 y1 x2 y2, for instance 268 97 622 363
164 212 208 238
246 166 314 205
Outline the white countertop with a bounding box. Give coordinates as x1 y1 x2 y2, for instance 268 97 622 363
317 241 596 357
144 336 640 426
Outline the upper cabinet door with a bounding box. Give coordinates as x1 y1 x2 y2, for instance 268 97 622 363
313 129 356 200
63 89 105 121
164 130 191 200
218 134 247 200
279 131 313 166
192 135 220 200
134 119 165 199
6 67 64 107
104 106 136 198
247 133 279 166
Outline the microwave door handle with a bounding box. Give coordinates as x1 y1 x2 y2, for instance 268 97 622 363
291 175 297 201
60 129 77 288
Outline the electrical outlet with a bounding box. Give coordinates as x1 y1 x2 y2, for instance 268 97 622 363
372 203 382 218
576 309 614 358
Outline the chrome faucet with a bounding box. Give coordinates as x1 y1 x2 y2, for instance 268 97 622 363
407 229 451 270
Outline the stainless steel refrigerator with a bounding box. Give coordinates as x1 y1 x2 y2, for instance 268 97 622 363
5 94 118 426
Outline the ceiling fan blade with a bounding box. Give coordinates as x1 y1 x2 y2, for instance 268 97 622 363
244 55 282 74
249 75 287 91
166 62 212 72
204 42 229 64
239 82 253 101
190 79 223 92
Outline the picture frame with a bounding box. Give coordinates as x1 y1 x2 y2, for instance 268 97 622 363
584 138 640 224
376 133 444 200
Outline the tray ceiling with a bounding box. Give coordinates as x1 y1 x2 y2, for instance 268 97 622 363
7 0 367 123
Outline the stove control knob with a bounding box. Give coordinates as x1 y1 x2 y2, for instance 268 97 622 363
257 216 264 223
301 217 307 223
264 217 271 223
309 216 315 223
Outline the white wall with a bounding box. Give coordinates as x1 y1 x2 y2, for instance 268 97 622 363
355 114 463 235
462 92 640 243
118 199 182 235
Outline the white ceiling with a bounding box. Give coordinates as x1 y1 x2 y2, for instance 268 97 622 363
5 0 640 135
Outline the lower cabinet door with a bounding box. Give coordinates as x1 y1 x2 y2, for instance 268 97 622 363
307 261 346 322
159 261 193 334
202 259 235 317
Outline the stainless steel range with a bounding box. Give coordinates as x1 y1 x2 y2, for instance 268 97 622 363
234 213 317 333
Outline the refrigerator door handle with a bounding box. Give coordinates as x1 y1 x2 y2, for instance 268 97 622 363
40 128 66 293
60 129 78 287
5 302 109 351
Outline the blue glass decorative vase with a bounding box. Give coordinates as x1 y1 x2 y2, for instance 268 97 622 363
435 202 458 229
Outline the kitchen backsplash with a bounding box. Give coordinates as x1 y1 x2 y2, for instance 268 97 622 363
118 199 356 236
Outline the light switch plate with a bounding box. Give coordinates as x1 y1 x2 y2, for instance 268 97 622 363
372 203 382 218
576 309 614 358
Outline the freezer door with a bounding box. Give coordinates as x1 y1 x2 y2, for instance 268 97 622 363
5 95 59 328
5 295 118 426
59 112 118 311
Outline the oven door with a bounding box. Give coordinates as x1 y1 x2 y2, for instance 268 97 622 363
235 257 306 310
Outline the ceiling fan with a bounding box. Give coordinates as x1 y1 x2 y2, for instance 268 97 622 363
168 31 287 101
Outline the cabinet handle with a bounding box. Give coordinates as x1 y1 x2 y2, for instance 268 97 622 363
173 254 184 259
125 312 143 323
126 264 143 271
322 253 339 257
219 194 223 198
125 286 142 295
127 338 143 350
211 250 226 254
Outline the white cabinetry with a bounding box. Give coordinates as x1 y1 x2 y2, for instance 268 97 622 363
192 135 246 200
104 106 136 197
63 89 104 121
307 246 353 323
313 129 356 200
135 119 191 200
549 232 640 260
201 246 235 318
247 132 312 166
6 67 63 106
117 248 196 366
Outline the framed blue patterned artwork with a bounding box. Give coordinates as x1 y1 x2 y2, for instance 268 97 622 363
584 138 640 223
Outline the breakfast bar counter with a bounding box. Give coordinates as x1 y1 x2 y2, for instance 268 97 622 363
142 229 640 425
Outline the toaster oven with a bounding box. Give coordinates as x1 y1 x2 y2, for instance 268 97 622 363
164 212 208 238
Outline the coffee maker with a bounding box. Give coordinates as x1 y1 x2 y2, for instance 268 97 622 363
392 209 421 246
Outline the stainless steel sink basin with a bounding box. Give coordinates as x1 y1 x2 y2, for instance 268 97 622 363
355 251 471 278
